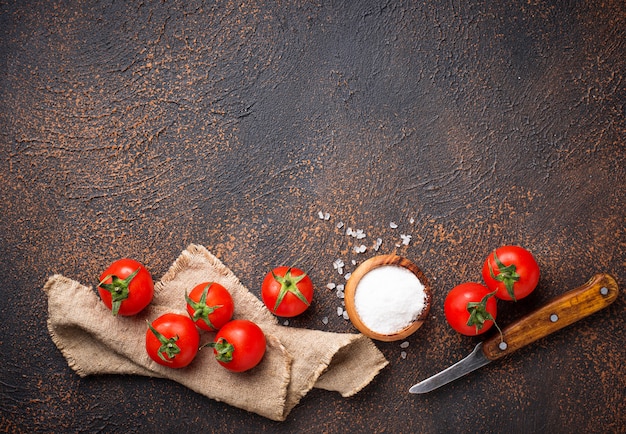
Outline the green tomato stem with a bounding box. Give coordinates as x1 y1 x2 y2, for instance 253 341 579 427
466 290 498 334
185 283 223 330
488 251 521 301
146 320 180 363
98 267 140 316
203 337 234 363
271 268 310 312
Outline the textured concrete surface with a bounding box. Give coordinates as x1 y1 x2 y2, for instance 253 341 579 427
1 1 624 432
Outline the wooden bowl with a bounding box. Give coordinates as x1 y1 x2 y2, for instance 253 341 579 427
344 254 431 342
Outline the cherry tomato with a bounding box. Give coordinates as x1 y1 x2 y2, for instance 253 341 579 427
209 320 266 372
261 266 313 317
146 313 200 368
185 282 234 331
482 245 540 301
98 258 154 316
444 283 498 336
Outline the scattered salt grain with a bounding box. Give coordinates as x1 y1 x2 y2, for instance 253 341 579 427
354 244 367 253
337 221 344 229
283 320 289 326
327 282 336 290
333 259 345 275
344 272 352 280
322 317 329 325
337 284 344 291
400 341 410 349
337 306 344 316
373 238 383 251
317 211 330 220
336 289 345 299
345 227 353 236
355 229 366 240
354 265 427 335
400 234 412 245
351 259 357 265
410 217 415 224
343 310 349 320
390 221 398 229
401 351 407 359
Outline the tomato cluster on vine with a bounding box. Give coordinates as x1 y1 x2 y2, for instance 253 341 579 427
444 246 540 336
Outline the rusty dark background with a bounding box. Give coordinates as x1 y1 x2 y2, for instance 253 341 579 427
1 0 624 432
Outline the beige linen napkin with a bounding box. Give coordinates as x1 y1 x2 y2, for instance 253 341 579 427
43 244 388 421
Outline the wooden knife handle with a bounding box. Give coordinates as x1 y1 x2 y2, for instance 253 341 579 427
482 273 618 361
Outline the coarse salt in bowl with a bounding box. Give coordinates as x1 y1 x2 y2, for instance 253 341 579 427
344 255 431 341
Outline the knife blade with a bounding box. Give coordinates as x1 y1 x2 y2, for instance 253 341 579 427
409 273 618 394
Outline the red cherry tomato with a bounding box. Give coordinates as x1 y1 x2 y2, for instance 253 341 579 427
444 283 498 336
185 282 234 331
146 313 200 369
261 266 314 317
482 246 540 301
98 258 154 316
209 320 266 372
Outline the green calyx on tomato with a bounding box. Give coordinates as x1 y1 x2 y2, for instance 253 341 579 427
185 284 223 330
466 290 498 334
270 268 310 313
205 337 234 363
98 267 140 316
488 251 521 301
146 320 181 363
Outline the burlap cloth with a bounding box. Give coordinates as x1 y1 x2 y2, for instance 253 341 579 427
43 244 388 421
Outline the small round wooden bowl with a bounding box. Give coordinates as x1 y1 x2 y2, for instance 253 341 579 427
344 254 431 342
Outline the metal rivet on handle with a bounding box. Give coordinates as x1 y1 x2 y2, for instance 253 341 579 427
600 287 609 296
499 342 508 351
550 314 559 322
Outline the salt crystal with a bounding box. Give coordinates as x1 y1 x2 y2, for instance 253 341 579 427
336 289 345 299
316 211 330 220
333 259 344 275
355 229 366 239
373 238 382 251
354 265 426 335
400 234 412 245
327 282 336 290
409 217 415 224
337 284 344 291
337 306 344 316
322 317 329 325
337 221 344 229
343 310 349 320
283 320 289 326
345 227 353 236
351 260 357 265
344 272 352 280
400 341 410 349
354 244 367 254
401 351 407 359
390 222 398 229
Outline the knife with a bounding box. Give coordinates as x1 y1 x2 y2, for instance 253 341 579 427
409 273 618 394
